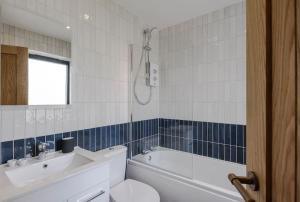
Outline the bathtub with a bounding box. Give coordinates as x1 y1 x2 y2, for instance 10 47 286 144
126 147 246 202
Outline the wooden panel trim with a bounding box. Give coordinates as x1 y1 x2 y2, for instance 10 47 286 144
1 45 28 105
272 0 296 201
246 0 272 201
296 0 300 200
1 53 17 104
1 45 18 54
16 47 28 105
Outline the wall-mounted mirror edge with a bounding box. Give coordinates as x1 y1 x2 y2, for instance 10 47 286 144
0 104 73 110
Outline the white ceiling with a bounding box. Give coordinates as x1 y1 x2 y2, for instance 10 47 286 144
113 0 242 29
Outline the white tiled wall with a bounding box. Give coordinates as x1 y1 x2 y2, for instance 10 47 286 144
0 0 244 145
159 2 246 125
0 0 159 142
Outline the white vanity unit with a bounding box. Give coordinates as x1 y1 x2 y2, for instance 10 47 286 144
0 148 110 202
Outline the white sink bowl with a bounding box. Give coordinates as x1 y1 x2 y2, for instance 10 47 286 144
5 152 92 187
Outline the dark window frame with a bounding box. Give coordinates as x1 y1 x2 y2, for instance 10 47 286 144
29 54 70 105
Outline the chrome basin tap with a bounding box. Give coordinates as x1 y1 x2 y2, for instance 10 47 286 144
37 142 50 160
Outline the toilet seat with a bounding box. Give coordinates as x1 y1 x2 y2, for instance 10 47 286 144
110 179 160 202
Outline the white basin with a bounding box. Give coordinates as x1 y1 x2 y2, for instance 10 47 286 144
5 152 92 187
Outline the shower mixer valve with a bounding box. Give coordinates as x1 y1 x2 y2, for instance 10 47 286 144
145 62 159 87
148 63 159 87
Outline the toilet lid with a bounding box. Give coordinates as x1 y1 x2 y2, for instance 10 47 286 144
110 179 160 202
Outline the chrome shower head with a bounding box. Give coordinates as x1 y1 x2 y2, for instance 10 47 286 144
150 27 158 33
144 27 158 35
143 27 157 51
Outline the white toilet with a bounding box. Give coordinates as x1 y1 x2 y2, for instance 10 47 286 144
105 146 160 202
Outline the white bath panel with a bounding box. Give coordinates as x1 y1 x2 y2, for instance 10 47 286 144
127 147 245 202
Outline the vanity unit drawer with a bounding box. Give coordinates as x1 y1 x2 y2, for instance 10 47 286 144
68 180 109 202
10 163 109 202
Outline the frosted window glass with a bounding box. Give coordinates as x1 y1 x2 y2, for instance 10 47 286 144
28 58 68 105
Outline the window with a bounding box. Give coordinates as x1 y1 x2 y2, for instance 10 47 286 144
28 54 70 105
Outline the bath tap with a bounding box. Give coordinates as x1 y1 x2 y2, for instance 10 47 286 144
150 146 157 151
142 150 151 155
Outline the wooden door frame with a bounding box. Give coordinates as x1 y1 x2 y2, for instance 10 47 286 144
272 0 296 201
247 0 297 201
297 0 300 201
295 0 300 201
247 0 272 201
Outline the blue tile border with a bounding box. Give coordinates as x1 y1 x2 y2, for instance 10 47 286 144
14 139 25 160
159 119 246 165
1 141 13 164
0 119 159 164
0 118 245 165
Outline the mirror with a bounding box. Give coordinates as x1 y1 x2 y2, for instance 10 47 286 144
0 0 72 105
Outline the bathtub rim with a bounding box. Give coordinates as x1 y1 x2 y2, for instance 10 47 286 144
133 147 195 178
127 159 243 201
133 146 245 167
